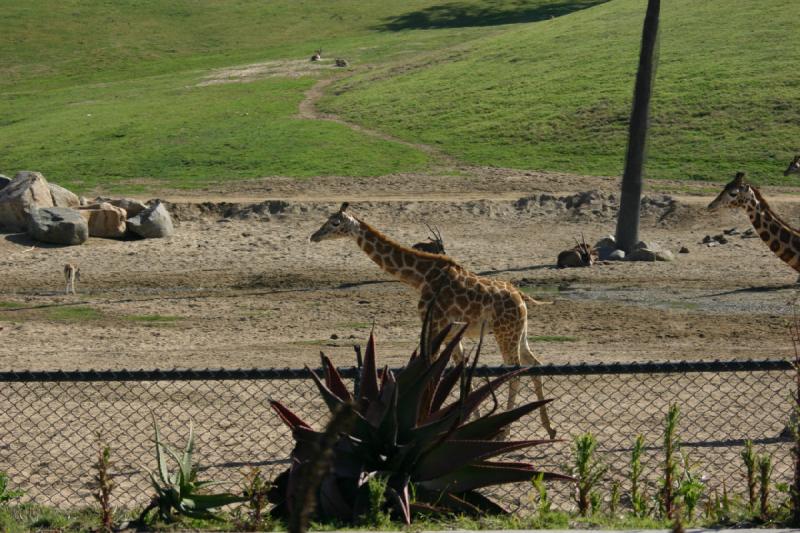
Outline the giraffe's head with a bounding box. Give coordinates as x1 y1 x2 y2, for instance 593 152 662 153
784 155 800 177
310 202 358 242
708 172 755 210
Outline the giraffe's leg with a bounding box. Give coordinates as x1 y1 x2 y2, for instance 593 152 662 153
519 339 556 439
494 329 523 440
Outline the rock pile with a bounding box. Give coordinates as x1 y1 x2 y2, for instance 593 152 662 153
513 190 681 222
591 234 675 262
702 227 755 247
0 171 174 245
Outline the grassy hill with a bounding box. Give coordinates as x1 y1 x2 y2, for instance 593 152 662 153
2 0 796 193
323 0 800 185
0 0 603 193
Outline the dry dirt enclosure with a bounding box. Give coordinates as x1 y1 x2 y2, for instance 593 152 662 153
1 170 799 371
1 169 799 508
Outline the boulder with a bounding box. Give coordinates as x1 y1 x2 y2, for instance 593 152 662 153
0 175 10 191
627 248 658 261
49 183 80 208
127 201 174 238
109 198 147 217
0 171 54 232
27 207 88 245
608 249 626 261
78 202 127 238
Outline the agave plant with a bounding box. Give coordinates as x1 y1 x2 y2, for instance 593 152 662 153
138 412 245 524
268 317 571 524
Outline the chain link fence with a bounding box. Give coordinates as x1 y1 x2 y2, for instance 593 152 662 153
0 359 794 513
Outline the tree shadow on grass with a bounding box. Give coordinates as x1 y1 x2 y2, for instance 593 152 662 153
377 0 609 31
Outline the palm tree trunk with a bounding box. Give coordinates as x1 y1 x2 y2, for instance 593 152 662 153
615 0 661 253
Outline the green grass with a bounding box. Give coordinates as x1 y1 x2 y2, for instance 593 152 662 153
125 314 181 324
0 301 23 309
324 0 800 185
46 306 103 321
0 0 602 194
529 335 578 343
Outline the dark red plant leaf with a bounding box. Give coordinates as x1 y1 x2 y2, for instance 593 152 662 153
321 353 352 402
360 332 379 402
270 400 312 430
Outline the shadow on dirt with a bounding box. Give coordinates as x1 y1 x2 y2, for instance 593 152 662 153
376 0 608 30
697 283 799 298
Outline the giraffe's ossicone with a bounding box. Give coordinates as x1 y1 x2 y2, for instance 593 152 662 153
310 202 557 439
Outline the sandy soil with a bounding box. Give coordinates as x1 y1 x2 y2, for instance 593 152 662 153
2 168 799 509
2 169 799 371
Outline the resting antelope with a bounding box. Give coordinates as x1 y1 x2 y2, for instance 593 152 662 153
412 223 446 255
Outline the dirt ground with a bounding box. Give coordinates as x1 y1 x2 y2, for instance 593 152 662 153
1 168 799 371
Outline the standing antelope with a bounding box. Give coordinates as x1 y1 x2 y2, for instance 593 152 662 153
785 155 800 177
64 263 80 295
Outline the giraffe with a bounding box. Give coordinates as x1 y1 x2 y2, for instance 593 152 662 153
708 172 800 277
310 203 556 438
63 263 80 295
785 155 800 177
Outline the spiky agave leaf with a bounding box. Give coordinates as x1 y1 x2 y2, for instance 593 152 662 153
138 414 246 525
267 313 570 525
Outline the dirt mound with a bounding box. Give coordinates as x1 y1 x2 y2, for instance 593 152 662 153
513 190 682 223
161 199 304 222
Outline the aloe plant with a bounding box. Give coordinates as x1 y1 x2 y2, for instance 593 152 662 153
267 317 571 524
137 412 245 524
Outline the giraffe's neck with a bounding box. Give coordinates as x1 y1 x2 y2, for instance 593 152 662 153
744 188 800 270
351 218 445 289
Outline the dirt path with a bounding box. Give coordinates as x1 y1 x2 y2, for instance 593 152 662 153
296 76 461 167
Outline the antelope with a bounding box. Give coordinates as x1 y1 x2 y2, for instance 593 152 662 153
557 235 598 268
412 223 446 255
64 263 80 295
310 48 322 62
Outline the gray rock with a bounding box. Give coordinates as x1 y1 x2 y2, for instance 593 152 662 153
26 207 88 245
655 250 675 261
596 245 618 261
634 240 663 252
48 183 80 208
608 249 626 261
127 201 174 238
109 198 148 217
0 175 10 191
679 246 690 254
627 248 658 261
594 235 616 249
0 171 54 232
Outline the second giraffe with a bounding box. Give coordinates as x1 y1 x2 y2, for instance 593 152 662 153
310 203 556 438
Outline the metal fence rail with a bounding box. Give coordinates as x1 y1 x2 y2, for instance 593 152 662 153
0 359 794 512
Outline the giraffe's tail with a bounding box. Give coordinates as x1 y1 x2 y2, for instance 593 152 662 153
522 293 554 307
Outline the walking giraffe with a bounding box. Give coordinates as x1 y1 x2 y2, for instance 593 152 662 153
708 172 800 277
310 203 556 438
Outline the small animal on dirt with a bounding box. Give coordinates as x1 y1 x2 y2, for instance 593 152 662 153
63 263 80 295
310 48 322 62
412 223 446 255
785 155 800 176
556 235 598 268
334 58 349 67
